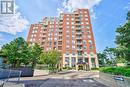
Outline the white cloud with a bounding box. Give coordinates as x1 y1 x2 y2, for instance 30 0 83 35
57 0 102 19
0 4 29 35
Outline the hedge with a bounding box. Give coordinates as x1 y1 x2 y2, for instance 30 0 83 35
100 67 130 77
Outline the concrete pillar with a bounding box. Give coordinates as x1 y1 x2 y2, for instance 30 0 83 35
62 55 65 67
69 56 71 67
88 56 92 69
95 55 99 68
76 55 78 70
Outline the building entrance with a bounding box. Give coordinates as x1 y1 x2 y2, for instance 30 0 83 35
77 62 90 71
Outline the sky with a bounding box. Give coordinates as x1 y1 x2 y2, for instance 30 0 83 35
0 0 130 52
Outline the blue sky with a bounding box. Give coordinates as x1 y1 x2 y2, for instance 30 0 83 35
0 0 130 52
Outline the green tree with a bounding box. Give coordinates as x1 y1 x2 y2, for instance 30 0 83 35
97 52 107 66
30 43 42 69
0 37 30 68
40 50 61 71
115 11 130 62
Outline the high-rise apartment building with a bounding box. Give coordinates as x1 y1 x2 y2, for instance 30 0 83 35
27 9 99 70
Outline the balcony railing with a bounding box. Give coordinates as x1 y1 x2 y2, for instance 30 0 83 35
75 23 81 25
76 42 82 44
77 48 83 51
76 32 82 35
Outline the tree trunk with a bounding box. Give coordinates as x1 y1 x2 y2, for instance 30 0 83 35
32 60 36 69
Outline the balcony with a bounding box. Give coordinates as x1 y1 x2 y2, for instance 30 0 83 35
59 25 63 28
76 37 82 39
75 18 80 21
76 28 81 30
42 35 46 37
42 39 46 42
76 32 82 35
59 21 63 24
58 38 62 41
44 22 48 25
77 48 83 51
75 23 81 25
59 29 62 32
76 42 82 44
58 34 62 36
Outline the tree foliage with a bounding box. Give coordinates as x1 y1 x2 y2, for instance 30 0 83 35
1 37 30 68
40 50 61 70
30 43 42 68
0 37 42 68
97 52 107 66
115 11 130 62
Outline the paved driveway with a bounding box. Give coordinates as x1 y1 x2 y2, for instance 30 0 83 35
39 78 108 87
10 70 109 87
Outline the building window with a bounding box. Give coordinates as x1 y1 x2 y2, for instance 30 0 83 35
91 58 96 68
89 40 92 45
58 46 62 50
86 26 90 29
58 41 62 45
66 42 69 45
84 46 87 50
71 18 74 21
81 26 84 28
86 22 89 25
33 27 38 29
66 51 69 55
83 40 86 44
72 40 75 44
66 26 69 29
85 15 88 17
89 45 93 49
71 57 76 67
66 30 69 33
78 58 83 63
72 46 75 49
71 26 75 29
78 51 82 55
88 35 91 39
84 58 88 62
71 22 74 25
84 11 87 13
54 38 57 41
65 57 69 62
81 22 84 24
66 22 69 25
72 52 75 55
66 45 70 48
90 51 93 55
54 42 57 45
54 33 57 36
84 52 87 56
32 29 38 33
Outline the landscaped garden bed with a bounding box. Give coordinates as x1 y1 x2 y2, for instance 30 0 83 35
100 67 130 77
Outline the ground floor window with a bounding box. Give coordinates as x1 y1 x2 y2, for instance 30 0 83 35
71 57 76 67
84 57 88 63
91 58 96 68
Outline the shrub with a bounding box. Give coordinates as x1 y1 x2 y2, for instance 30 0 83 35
91 68 99 70
100 67 130 77
62 67 73 70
